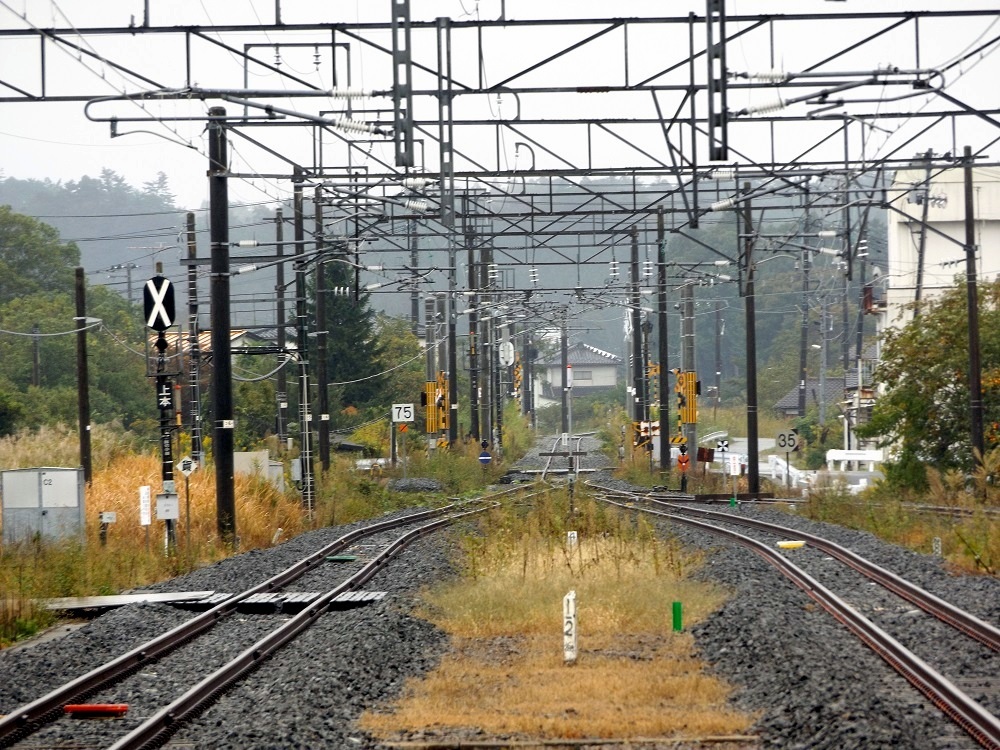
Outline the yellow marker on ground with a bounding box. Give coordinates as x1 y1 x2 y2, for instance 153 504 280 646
777 540 806 549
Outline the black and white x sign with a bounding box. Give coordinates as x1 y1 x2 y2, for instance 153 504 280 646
143 276 175 331
717 439 729 452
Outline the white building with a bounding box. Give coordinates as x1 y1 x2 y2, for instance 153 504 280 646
860 163 1000 456
880 163 1000 330
535 341 623 400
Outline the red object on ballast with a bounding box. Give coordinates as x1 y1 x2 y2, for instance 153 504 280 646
64 704 129 718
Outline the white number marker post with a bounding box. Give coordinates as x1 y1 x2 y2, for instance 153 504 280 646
728 453 742 505
139 485 152 553
563 590 578 665
178 456 197 562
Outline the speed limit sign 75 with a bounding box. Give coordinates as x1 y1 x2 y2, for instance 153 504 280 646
392 403 415 423
776 430 799 452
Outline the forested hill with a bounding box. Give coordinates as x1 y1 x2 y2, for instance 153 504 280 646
0 170 185 279
0 170 884 415
0 171 278 324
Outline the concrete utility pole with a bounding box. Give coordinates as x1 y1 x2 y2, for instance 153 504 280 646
447 251 459 447
914 149 934 318
479 242 493 442
208 106 236 545
560 313 569 439
31 323 40 387
963 146 985 460
714 301 723 419
314 187 330 472
491 306 503 450
817 302 828 427
657 208 671 471
630 227 643 454
424 296 437 450
410 218 420 335
797 238 811 418
740 183 760 495
74 267 92 484
274 207 288 447
293 170 315 518
185 211 203 465
467 225 480 441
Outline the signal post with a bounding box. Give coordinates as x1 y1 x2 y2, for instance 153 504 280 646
144 268 180 554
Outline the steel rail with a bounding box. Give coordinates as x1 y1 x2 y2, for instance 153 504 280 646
0 498 489 746
541 435 561 480
591 481 1000 652
651 498 1000 653
601 496 1000 750
107 504 492 750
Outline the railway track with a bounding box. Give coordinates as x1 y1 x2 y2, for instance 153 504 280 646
0 486 539 750
590 482 1000 750
3 438 994 749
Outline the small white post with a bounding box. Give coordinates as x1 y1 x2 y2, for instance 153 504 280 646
567 530 578 548
563 590 577 665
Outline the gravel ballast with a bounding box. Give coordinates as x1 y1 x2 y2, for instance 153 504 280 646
0 456 996 749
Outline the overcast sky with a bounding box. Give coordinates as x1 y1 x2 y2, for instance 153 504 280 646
1 1 998 211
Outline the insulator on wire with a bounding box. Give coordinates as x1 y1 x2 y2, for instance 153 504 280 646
488 263 499 281
743 98 786 115
642 260 654 278
329 117 378 135
709 168 736 180
328 89 372 99
529 267 539 285
402 177 436 189
401 199 429 212
747 70 788 83
711 197 737 211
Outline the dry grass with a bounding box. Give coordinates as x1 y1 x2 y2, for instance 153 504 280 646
1 428 314 646
0 423 470 646
82 453 309 558
363 634 751 740
424 537 721 639
804 485 1000 575
359 495 755 744
0 453 309 609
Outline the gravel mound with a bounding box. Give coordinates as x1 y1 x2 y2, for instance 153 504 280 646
387 477 444 493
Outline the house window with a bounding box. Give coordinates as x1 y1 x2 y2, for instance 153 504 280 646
575 370 593 382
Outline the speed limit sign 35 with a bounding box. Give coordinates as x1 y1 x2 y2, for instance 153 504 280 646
776 430 799 452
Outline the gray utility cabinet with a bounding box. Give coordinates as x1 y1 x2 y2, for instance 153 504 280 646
1 468 85 544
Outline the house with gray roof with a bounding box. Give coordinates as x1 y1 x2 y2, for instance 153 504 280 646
536 342 623 399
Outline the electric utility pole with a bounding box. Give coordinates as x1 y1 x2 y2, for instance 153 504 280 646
963 146 985 459
657 208 671 471
740 183 761 495
208 106 236 545
185 211 203 465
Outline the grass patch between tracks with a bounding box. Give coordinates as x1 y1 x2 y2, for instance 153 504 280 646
359 492 756 743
